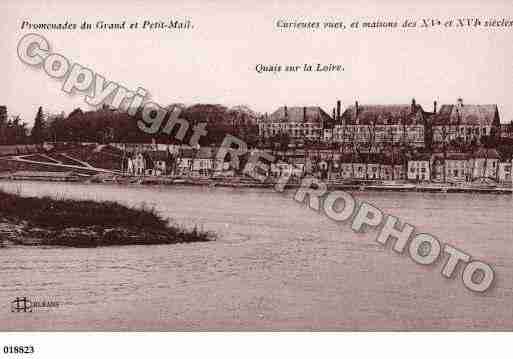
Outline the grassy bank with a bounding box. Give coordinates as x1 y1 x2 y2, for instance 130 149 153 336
0 190 215 247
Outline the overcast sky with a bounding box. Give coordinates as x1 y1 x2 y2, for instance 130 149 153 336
1 0 513 125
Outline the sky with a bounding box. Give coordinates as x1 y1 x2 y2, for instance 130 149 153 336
1 0 513 125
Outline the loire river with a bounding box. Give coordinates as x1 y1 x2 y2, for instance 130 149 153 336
1 180 512 330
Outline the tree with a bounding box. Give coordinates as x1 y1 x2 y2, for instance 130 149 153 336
0 106 7 124
0 106 8 144
31 106 46 144
9 116 29 144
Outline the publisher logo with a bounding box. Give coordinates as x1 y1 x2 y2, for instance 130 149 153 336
11 297 32 313
10 297 59 313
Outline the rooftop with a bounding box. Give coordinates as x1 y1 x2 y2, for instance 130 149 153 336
434 103 499 126
340 104 424 126
267 106 333 124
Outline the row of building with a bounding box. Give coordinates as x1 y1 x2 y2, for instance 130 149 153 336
271 148 511 184
123 145 512 185
125 146 234 178
258 98 510 149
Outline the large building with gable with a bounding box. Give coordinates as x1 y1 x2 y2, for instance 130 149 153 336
431 98 501 145
331 99 429 151
258 106 333 142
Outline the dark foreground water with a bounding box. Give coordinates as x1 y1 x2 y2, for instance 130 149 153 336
0 180 512 330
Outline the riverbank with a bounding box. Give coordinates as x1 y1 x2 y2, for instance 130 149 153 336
0 190 215 247
169 179 513 194
1 172 512 194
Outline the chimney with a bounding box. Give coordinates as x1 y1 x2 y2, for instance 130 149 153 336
284 105 288 118
303 106 307 122
355 101 359 118
457 98 463 107
411 98 416 112
336 100 341 122
433 101 437 113
332 108 336 121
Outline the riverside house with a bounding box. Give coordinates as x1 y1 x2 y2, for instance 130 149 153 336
177 148 195 176
431 153 468 183
498 159 512 185
444 153 469 182
192 147 215 177
468 148 500 180
213 149 235 177
145 151 172 176
332 153 406 181
407 154 431 181
126 153 147 176
431 149 501 183
272 151 306 179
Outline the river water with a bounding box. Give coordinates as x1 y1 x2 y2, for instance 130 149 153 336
0 180 512 330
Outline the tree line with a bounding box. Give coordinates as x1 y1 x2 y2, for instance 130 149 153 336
37 104 260 146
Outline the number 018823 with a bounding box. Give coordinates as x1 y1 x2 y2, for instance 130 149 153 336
3 346 35 355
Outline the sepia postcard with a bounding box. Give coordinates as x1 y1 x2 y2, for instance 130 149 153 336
0 0 512 340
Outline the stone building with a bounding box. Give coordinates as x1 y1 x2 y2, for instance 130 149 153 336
332 99 428 150
258 106 333 142
431 99 501 146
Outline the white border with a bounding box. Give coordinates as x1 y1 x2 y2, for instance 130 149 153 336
0 333 511 359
